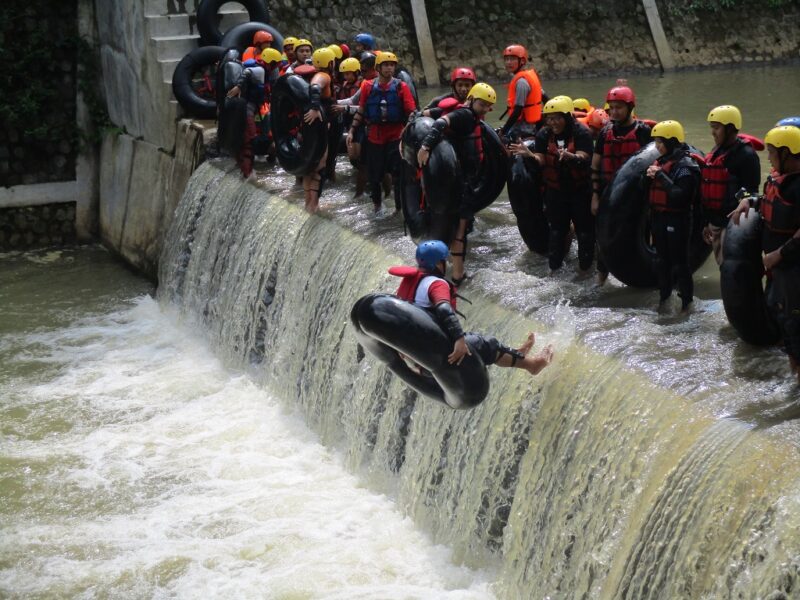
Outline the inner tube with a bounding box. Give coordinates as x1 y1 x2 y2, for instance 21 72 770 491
172 45 226 119
197 0 271 46
507 150 549 255
400 116 459 241
720 211 780 345
396 68 419 109
351 293 490 409
217 96 248 155
218 22 284 54
469 123 508 213
270 74 327 176
595 142 711 288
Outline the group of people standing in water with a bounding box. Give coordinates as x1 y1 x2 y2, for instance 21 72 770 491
217 30 800 383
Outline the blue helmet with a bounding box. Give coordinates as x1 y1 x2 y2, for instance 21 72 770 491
777 116 800 128
354 32 376 50
243 58 258 67
416 240 449 270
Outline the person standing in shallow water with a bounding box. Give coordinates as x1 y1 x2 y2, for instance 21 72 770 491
644 120 701 313
730 125 800 383
389 240 554 375
700 105 761 265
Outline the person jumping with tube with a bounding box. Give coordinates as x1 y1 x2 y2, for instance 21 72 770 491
416 82 497 286
389 240 554 374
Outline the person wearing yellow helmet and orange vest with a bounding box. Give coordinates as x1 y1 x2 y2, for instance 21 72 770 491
512 95 595 274
348 51 416 215
644 120 701 312
730 125 800 381
700 105 761 265
301 47 337 213
499 44 544 141
417 82 497 285
591 85 652 285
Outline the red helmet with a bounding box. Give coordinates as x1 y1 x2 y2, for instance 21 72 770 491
606 86 636 105
503 44 528 62
253 30 273 45
450 67 476 84
339 43 350 59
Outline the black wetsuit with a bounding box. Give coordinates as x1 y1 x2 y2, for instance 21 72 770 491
645 147 701 308
534 120 595 270
762 172 800 360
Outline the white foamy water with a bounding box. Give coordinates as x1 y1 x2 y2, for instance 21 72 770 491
0 295 495 599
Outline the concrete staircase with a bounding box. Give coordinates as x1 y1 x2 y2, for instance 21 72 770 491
145 0 251 116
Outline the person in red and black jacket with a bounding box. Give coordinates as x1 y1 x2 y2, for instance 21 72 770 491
644 120 701 312
591 85 652 285
513 95 595 274
347 51 416 214
701 105 761 265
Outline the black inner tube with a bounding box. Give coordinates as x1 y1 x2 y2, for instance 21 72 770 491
197 0 271 46
219 22 284 54
172 45 226 119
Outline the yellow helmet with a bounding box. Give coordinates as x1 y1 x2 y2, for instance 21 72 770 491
312 47 336 69
339 57 361 73
376 51 398 65
283 36 299 49
707 105 742 130
765 126 800 154
294 38 313 50
573 98 591 112
327 44 343 59
260 48 282 64
652 120 685 143
467 82 497 105
603 101 610 110
543 95 574 115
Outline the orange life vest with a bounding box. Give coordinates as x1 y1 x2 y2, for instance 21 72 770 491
506 69 543 124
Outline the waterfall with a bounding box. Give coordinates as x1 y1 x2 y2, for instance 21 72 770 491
158 160 800 599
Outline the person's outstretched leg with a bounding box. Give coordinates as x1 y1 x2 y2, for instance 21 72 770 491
495 332 554 376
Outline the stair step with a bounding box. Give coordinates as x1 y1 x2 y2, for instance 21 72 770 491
152 35 200 61
160 58 182 83
145 0 198 17
146 11 250 37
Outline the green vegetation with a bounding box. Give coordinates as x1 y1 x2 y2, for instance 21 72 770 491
0 2 113 151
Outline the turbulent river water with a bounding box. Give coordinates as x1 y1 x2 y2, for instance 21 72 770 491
2 65 800 598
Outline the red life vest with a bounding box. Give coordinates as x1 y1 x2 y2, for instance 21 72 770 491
337 78 361 100
762 172 800 235
601 121 644 183
542 135 589 190
506 69 543 124
700 138 751 212
648 158 684 213
437 96 461 116
388 266 457 309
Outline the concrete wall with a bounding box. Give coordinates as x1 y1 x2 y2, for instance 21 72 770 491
98 120 207 280
425 0 800 82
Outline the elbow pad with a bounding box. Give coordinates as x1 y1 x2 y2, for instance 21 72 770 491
421 118 447 149
309 84 322 110
433 302 464 341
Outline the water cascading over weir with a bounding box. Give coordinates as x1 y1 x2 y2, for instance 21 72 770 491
158 160 800 599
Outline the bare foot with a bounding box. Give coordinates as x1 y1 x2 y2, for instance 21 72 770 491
516 332 535 356
523 344 554 375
